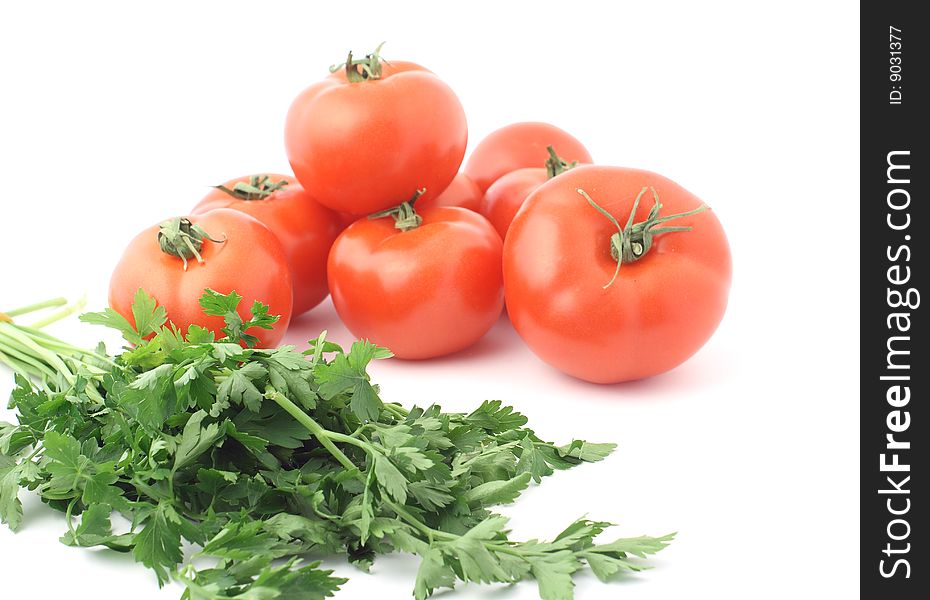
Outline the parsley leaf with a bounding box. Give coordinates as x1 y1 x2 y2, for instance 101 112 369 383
314 340 391 422
199 289 279 348
132 502 183 586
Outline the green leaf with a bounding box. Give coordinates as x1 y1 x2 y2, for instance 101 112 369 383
0 456 24 530
80 308 143 346
414 549 456 600
442 515 511 584
408 481 455 511
173 410 225 472
42 431 119 505
248 559 346 600
200 519 292 561
199 289 280 348
584 552 642 581
263 513 341 550
592 532 676 558
515 437 555 483
217 362 266 412
112 377 177 433
465 401 528 433
131 288 169 339
132 502 183 586
79 288 165 345
530 551 580 600
556 440 617 463
59 503 130 548
185 324 215 344
373 453 407 504
462 472 532 508
313 340 390 422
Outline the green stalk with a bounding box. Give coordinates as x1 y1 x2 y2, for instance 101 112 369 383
264 386 458 544
30 297 87 329
265 386 360 471
2 297 67 318
0 332 60 380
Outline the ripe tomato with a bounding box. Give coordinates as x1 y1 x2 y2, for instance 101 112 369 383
191 174 340 316
109 209 293 347
285 47 467 215
419 172 482 212
503 166 731 383
481 168 547 239
479 147 580 239
465 122 592 192
328 203 503 359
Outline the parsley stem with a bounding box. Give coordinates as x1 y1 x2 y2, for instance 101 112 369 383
383 499 456 543
2 297 67 318
64 498 78 541
0 331 61 380
29 297 87 329
383 403 408 420
265 386 359 472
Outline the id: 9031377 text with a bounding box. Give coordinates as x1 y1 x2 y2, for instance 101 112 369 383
889 26 903 105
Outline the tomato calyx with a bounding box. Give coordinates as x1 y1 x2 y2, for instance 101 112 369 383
214 175 289 201
544 145 579 179
368 188 427 231
330 42 386 83
157 217 227 271
577 187 709 289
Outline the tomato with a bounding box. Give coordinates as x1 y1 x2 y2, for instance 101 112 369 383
464 122 592 192
418 172 482 212
503 166 731 383
481 168 547 239
285 47 467 215
328 203 503 359
109 209 293 347
479 147 580 239
191 174 340 316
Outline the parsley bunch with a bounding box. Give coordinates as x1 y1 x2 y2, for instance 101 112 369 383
0 290 672 599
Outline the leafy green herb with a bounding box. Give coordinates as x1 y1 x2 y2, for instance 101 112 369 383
0 290 672 599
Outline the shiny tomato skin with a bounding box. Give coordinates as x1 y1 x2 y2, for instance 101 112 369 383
109 209 293 347
191 174 340 316
503 166 731 383
464 122 592 192
480 167 548 239
285 61 467 215
328 207 504 359
419 172 482 212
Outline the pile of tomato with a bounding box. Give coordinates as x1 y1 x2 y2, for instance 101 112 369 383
109 46 732 384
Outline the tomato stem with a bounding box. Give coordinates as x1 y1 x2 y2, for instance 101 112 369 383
544 145 578 179
367 188 427 232
157 218 227 271
214 175 289 201
330 42 387 82
577 187 709 289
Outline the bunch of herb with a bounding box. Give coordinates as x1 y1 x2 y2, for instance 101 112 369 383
0 290 672 599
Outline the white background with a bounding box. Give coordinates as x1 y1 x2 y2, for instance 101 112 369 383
0 1 859 598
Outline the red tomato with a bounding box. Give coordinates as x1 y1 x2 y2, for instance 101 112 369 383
285 49 467 215
328 206 503 359
465 122 592 192
110 209 293 347
334 211 362 230
191 174 340 316
480 168 546 240
418 172 482 212
503 166 731 383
